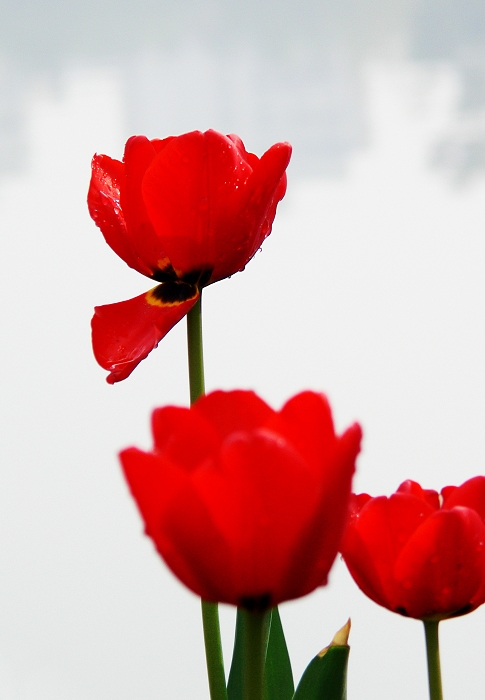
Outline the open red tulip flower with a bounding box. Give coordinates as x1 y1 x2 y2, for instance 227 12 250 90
88 130 291 383
120 390 362 608
341 477 485 621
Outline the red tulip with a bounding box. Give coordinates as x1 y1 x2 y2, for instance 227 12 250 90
88 130 291 383
341 477 485 620
120 390 362 608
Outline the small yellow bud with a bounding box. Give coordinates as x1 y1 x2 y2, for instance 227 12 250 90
318 619 351 657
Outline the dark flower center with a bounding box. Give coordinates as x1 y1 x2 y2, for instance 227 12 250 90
239 593 272 612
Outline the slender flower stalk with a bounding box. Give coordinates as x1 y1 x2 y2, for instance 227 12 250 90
186 293 228 700
187 296 205 403
241 609 270 700
423 621 443 700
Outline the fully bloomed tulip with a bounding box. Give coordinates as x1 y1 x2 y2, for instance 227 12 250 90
88 130 291 383
341 477 485 620
120 390 362 608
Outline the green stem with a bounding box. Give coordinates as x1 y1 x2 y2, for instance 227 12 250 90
187 295 205 403
201 601 228 700
423 620 444 700
186 293 227 700
241 609 269 700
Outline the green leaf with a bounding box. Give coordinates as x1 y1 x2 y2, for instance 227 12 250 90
263 607 294 700
227 607 294 700
292 645 349 700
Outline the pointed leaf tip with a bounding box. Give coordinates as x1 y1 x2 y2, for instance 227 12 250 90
318 619 351 657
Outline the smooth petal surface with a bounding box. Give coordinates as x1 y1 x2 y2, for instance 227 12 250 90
193 389 275 440
121 136 175 275
266 391 336 474
92 285 199 383
286 423 362 600
342 494 435 611
394 507 485 618
342 478 485 620
120 390 361 607
151 406 220 469
120 448 206 596
142 130 291 281
441 476 485 520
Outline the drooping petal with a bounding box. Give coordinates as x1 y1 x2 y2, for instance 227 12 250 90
88 154 154 277
394 507 485 619
92 283 199 383
193 389 274 441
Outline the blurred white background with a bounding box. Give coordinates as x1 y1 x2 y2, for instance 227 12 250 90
0 0 484 697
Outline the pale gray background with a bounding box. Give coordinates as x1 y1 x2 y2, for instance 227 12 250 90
0 0 484 697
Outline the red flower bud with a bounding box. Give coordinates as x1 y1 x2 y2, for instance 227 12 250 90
120 390 362 608
341 477 485 620
87 131 291 383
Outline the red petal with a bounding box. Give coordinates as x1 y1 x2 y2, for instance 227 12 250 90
88 154 154 277
120 448 206 596
265 391 336 474
121 136 175 275
231 142 291 268
394 507 485 619
397 480 440 510
193 390 274 440
341 516 392 610
160 477 238 601
151 405 220 470
92 286 199 383
442 476 485 521
441 485 457 501
282 423 362 601
185 430 320 605
349 493 372 515
341 493 435 613
206 139 291 283
142 130 223 276
141 130 291 282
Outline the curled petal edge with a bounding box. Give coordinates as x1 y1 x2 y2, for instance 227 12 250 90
92 285 199 383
